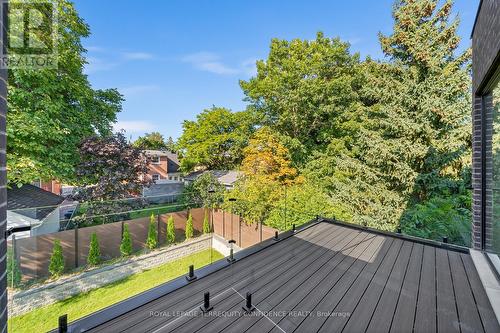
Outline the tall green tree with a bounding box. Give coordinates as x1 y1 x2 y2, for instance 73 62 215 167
87 233 101 266
177 106 256 171
133 132 168 150
166 215 176 244
306 0 471 230
240 32 363 162
7 0 123 185
146 214 158 249
185 213 194 240
48 239 65 277
120 224 133 256
181 172 226 208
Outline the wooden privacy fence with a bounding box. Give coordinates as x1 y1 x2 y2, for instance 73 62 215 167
9 208 277 281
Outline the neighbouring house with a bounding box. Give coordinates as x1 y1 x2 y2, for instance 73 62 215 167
184 170 242 190
33 179 76 197
142 150 184 201
143 150 182 182
7 184 67 238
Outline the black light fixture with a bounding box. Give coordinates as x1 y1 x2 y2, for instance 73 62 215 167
200 292 213 313
227 248 236 262
242 292 255 313
274 231 279 241
58 314 68 333
186 264 197 281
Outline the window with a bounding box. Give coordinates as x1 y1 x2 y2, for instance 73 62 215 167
492 85 500 254
169 176 172 180
152 174 160 181
151 156 160 164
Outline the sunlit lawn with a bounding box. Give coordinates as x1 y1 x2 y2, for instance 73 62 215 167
9 249 223 333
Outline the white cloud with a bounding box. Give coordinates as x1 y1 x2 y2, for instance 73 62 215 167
85 45 106 52
119 85 160 96
122 52 154 60
182 52 238 75
241 58 258 77
84 57 119 74
113 121 156 133
347 37 361 45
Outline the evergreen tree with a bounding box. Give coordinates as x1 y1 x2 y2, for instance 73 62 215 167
120 224 133 256
185 213 194 240
7 248 22 287
166 215 176 244
87 233 101 266
202 211 211 234
307 0 471 230
146 214 158 249
49 239 65 277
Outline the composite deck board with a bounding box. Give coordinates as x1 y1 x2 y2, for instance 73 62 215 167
93 222 335 333
414 245 437 333
260 232 383 333
435 248 460 333
164 226 360 333
448 251 486 333
317 238 403 332
85 222 500 333
389 242 423 333
364 241 413 333
145 223 345 333
343 240 412 333
220 230 371 333
460 254 500 333
288 236 392 333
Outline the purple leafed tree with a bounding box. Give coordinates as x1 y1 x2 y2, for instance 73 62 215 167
76 132 152 201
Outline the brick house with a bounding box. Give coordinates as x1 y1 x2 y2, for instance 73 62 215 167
143 150 182 183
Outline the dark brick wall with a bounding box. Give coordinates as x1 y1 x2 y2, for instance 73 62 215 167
471 0 500 250
472 0 500 94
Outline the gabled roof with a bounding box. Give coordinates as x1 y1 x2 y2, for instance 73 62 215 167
184 170 242 186
144 150 180 165
7 184 64 219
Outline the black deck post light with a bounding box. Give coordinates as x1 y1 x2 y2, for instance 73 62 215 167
242 292 255 313
58 314 68 333
200 292 213 313
186 264 197 281
274 231 279 241
443 236 448 244
292 224 296 233
228 239 236 262
397 227 402 234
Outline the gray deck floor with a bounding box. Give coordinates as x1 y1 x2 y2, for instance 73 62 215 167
89 222 500 333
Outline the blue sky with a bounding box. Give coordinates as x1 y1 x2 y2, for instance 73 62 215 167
73 0 479 141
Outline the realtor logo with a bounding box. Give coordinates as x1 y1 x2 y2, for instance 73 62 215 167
0 0 58 68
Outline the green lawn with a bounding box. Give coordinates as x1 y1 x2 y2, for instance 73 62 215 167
8 249 223 333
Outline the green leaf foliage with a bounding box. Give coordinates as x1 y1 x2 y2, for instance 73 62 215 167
400 194 471 246
185 213 194 240
146 214 158 250
49 239 65 277
7 0 123 185
87 233 101 266
133 132 169 150
177 107 257 171
120 224 133 256
202 211 211 234
7 248 22 287
166 215 176 244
